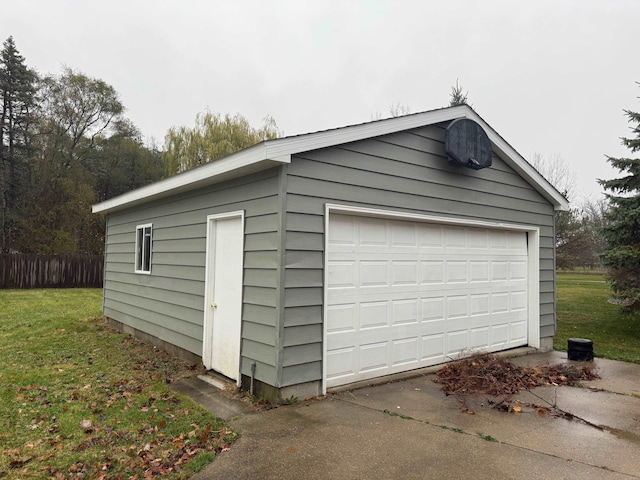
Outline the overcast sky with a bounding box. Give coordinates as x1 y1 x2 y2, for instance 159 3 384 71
3 0 639 203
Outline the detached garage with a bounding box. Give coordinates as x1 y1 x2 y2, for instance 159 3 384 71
93 105 568 401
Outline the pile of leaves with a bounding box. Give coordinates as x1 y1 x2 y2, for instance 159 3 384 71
434 353 599 397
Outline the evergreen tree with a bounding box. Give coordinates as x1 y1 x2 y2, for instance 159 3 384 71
449 79 470 107
0 36 37 252
599 83 640 309
92 118 164 202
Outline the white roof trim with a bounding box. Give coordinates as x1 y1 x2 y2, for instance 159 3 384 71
92 105 568 214
92 143 289 214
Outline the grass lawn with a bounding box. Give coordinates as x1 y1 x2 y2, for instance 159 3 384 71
554 272 640 363
0 289 236 479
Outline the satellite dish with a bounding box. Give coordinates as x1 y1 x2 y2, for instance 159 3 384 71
445 118 492 170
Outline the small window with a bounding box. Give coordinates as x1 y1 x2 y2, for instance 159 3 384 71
135 224 152 274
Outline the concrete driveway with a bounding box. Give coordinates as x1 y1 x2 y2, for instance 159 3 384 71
176 351 640 480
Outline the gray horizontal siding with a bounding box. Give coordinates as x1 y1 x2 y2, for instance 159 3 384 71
103 306 203 354
279 123 557 387
103 169 282 387
286 175 553 226
243 304 278 327
284 306 323 326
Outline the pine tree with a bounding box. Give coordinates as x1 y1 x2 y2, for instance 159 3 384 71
0 36 37 252
599 83 640 309
449 79 470 107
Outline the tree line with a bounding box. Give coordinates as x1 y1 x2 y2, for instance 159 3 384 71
3 36 640 309
0 36 164 254
0 36 280 255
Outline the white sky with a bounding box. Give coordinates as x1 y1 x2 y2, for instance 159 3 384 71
3 0 639 203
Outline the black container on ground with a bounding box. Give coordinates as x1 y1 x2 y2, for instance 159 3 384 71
567 338 594 361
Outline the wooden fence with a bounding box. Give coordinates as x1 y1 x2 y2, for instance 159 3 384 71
0 254 104 289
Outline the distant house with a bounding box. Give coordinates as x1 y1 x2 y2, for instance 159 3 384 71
92 105 568 401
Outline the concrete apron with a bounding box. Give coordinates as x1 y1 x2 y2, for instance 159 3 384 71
187 351 640 480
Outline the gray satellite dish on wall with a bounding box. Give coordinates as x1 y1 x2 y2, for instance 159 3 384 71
445 118 492 170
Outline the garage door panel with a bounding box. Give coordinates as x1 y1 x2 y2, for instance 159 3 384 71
470 294 490 316
391 299 419 325
469 261 490 282
446 295 468 318
326 347 357 381
328 296 528 333
491 261 509 280
391 261 419 285
326 214 529 388
510 320 527 343
489 310 526 327
392 337 419 366
390 221 417 246
511 290 528 310
467 228 488 248
360 301 388 329
360 261 388 286
446 330 469 353
330 257 527 285
470 327 490 348
509 261 528 280
328 261 356 288
421 297 445 321
420 224 444 247
420 334 445 361
445 226 467 247
326 304 356 334
491 323 509 345
328 215 357 244
360 342 388 372
447 261 468 283
421 261 445 284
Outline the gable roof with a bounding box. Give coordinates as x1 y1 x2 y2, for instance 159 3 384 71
92 105 569 214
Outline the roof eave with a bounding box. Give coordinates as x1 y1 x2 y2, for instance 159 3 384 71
92 105 569 214
92 144 290 214
463 109 570 212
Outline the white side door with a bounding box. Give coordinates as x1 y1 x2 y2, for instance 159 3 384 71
203 211 244 383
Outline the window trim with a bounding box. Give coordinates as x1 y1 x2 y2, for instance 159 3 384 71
135 223 153 274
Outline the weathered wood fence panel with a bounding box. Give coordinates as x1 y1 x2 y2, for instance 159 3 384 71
0 254 104 289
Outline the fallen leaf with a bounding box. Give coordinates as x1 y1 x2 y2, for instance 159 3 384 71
9 456 34 468
79 419 93 432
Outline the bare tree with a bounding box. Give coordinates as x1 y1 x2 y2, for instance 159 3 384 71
529 153 606 269
371 103 412 121
529 152 576 201
389 102 411 117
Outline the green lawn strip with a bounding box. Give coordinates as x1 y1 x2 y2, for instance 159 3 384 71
0 289 236 479
555 273 640 364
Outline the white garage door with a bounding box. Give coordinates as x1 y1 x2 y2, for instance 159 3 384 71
326 214 529 388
